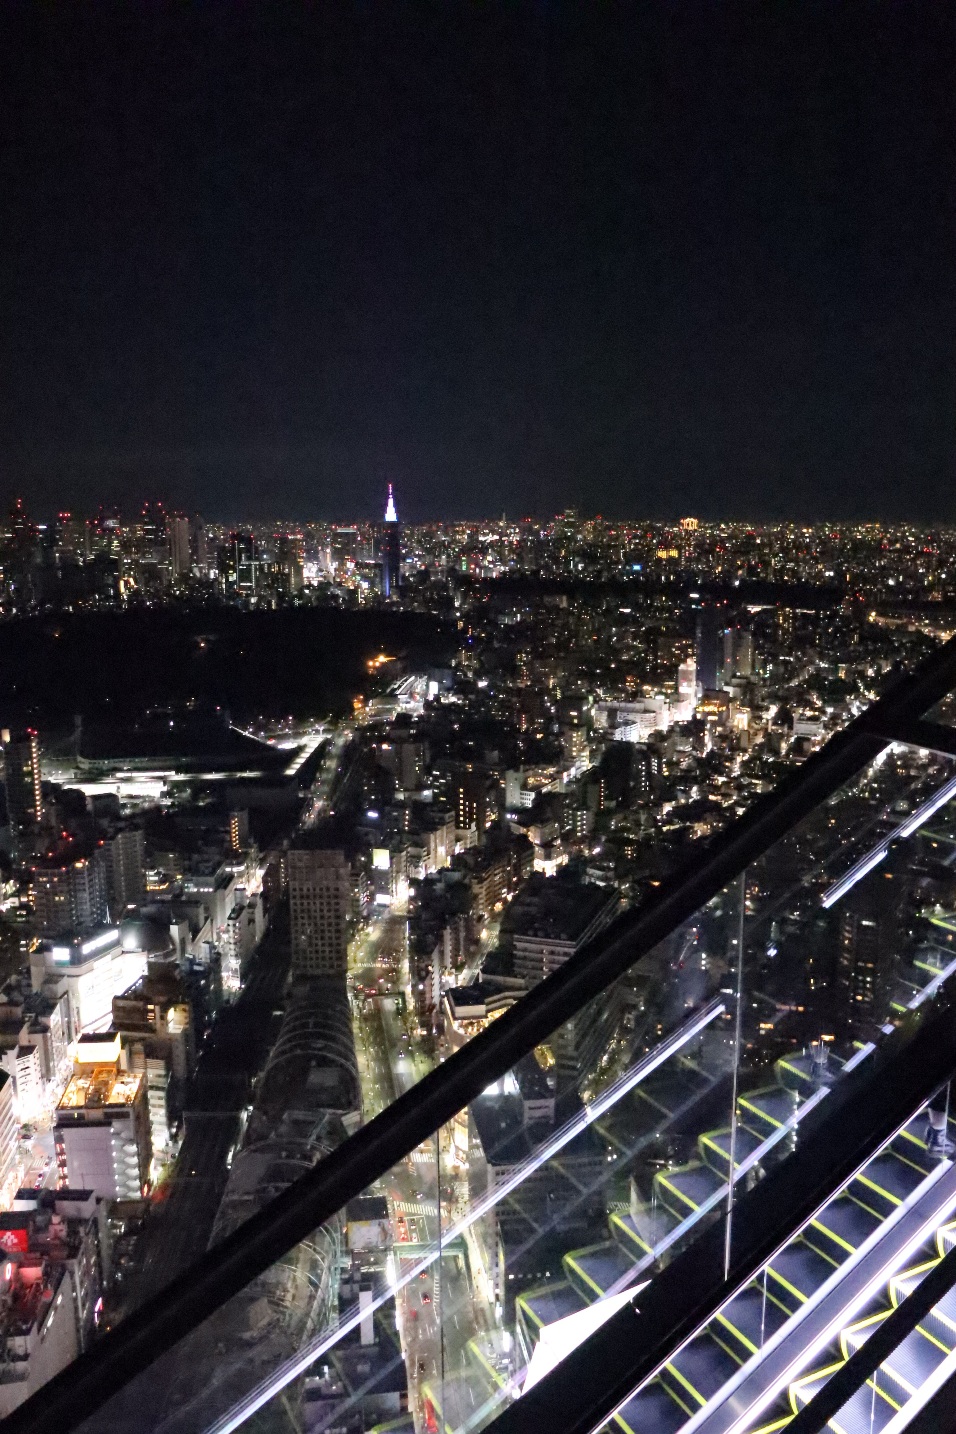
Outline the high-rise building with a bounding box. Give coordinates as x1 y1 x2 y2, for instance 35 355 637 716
275 535 304 592
450 768 489 836
694 606 720 690
2 727 43 854
676 657 697 717
288 844 354 977
719 623 754 685
54 1035 151 1200
837 869 902 1021
0 1189 104 1419
31 847 109 937
103 828 146 918
228 809 250 852
218 532 259 595
53 513 90 565
377 484 402 597
190 514 209 574
504 873 619 985
168 515 191 581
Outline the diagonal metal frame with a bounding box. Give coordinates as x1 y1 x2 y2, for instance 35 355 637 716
7 635 956 1434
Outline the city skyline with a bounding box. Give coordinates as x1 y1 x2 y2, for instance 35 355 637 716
3 7 956 1429
2 6 953 525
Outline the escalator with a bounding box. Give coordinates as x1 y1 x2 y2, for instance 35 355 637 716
774 1214 956 1431
503 947 956 1434
621 1111 951 1434
513 1070 953 1433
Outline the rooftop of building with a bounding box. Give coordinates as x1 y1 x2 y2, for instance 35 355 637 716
41 927 121 966
58 1064 142 1112
501 871 618 946
0 1262 64 1336
470 1087 603 1168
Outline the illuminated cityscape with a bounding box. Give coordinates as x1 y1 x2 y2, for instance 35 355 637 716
2 490 956 1428
2 3 954 1431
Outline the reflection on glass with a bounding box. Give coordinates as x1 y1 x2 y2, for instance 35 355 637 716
73 742 956 1434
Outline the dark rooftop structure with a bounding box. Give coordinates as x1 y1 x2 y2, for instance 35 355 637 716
501 871 617 947
76 712 287 775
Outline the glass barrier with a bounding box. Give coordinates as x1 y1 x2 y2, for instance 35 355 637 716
922 691 956 728
49 737 956 1434
586 738 956 1434
72 871 746 1434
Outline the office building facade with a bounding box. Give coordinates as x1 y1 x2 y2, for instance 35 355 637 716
288 847 353 978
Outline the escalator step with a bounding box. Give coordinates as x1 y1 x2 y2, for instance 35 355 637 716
660 1331 741 1407
611 1377 695 1434
805 1193 885 1262
938 1219 956 1255
818 1377 901 1432
915 1300 956 1352
891 1258 938 1308
871 1327 952 1406
894 1119 942 1175
609 1211 653 1261
775 1050 843 1094
851 1149 929 1216
841 1309 892 1361
737 1086 800 1137
699 1125 763 1175
654 1162 724 1220
765 1239 840 1312
713 1281 793 1358
627 1203 681 1251
563 1243 633 1300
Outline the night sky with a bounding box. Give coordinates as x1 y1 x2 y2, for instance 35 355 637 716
2 4 953 523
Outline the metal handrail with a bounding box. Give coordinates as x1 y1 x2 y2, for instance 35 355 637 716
7 634 956 1434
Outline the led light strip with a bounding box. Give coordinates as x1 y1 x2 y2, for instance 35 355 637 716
195 999 727 1434
822 771 956 909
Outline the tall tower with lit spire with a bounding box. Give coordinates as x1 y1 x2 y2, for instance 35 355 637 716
378 484 401 597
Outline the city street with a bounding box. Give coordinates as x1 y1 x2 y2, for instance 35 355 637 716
349 910 500 1430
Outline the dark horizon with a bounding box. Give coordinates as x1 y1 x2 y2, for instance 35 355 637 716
2 5 954 525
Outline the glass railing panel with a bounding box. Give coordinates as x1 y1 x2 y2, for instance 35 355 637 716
922 690 956 728
76 1131 444 1434
385 877 749 1434
588 1071 956 1434
31 738 956 1434
68 877 747 1434
580 740 956 1434
733 738 956 1089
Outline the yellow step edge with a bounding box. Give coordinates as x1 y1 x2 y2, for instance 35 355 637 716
608 1213 652 1257
789 1359 846 1415
611 1377 695 1431
714 1309 760 1357
807 1217 859 1258
656 1168 706 1213
890 1258 939 1308
662 1359 708 1408
840 1310 887 1362
564 1253 606 1299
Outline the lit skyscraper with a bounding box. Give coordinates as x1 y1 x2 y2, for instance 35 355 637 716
378 483 401 597
2 727 43 856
